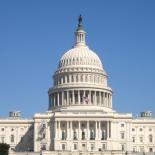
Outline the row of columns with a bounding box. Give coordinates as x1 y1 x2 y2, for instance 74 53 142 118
55 121 111 140
49 90 112 108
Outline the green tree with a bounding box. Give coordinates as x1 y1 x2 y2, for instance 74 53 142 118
0 143 10 155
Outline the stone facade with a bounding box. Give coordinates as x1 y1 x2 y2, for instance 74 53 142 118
0 17 155 154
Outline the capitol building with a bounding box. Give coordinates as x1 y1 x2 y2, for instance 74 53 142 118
0 16 155 155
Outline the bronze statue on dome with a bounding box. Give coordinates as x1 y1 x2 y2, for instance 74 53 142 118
78 14 83 27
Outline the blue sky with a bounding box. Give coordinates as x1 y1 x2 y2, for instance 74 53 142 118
0 0 155 118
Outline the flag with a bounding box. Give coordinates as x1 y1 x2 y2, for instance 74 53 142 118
83 96 89 104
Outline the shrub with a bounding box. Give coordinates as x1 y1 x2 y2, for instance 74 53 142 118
0 143 10 155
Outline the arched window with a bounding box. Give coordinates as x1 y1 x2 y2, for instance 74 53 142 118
85 75 88 82
72 75 74 82
59 77 61 84
89 75 91 82
76 75 78 82
94 76 96 83
80 57 82 64
76 58 79 64
149 135 153 143
80 75 83 82
73 58 75 65
101 77 104 84
63 76 65 83
98 76 100 83
94 59 96 65
67 75 69 83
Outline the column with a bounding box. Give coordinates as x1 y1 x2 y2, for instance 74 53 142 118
87 121 90 140
69 75 71 83
94 91 97 105
48 95 51 108
84 90 86 97
83 90 85 104
98 121 101 140
99 92 102 106
72 90 75 104
58 121 60 139
110 94 112 108
78 90 80 104
110 121 114 139
70 121 72 139
57 92 59 106
67 121 69 140
54 93 56 107
89 91 91 105
107 94 109 107
65 76 67 84
95 121 98 140
92 91 95 105
102 92 104 106
107 121 109 139
102 92 105 106
61 77 63 84
78 121 81 140
67 91 69 105
62 91 64 106
109 94 111 107
55 121 58 139
105 93 107 107
52 94 54 107
109 121 111 138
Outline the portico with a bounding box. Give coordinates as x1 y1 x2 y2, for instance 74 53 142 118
53 118 112 151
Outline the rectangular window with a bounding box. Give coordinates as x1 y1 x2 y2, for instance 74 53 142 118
120 132 125 139
133 147 136 152
11 135 14 143
149 148 153 152
140 137 143 143
132 137 135 142
73 131 77 140
102 144 106 150
62 144 66 150
74 143 77 150
91 143 95 151
121 123 125 127
121 144 125 151
140 147 144 152
82 144 85 147
0 137 5 143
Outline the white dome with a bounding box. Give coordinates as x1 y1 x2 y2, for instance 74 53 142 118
48 16 112 111
59 46 104 71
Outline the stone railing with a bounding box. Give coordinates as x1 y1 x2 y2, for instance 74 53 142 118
9 151 155 155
